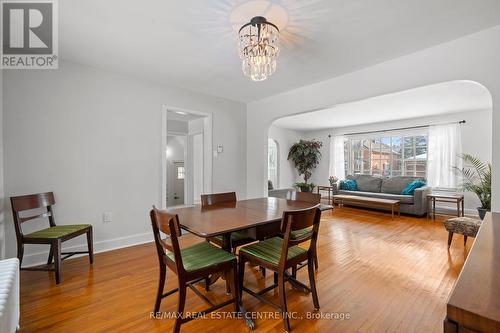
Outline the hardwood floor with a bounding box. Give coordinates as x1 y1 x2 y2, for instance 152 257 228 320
19 208 469 333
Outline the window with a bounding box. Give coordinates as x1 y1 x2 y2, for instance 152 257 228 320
343 133 427 178
268 139 279 188
177 166 185 180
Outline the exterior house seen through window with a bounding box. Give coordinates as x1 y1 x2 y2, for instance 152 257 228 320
343 133 427 179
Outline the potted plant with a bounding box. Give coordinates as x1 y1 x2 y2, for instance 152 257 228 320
329 176 339 193
456 154 491 219
294 182 316 193
288 139 322 192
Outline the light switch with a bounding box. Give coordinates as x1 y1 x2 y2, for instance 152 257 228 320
217 144 223 153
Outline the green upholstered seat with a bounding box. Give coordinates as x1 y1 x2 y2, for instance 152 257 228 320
166 242 235 272
24 224 91 239
240 237 306 266
213 231 249 243
290 227 312 239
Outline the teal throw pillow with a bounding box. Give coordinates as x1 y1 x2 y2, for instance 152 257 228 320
401 180 426 195
343 179 357 191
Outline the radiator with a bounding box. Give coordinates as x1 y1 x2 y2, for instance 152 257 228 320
0 258 20 333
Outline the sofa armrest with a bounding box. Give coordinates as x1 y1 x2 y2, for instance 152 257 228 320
412 186 430 215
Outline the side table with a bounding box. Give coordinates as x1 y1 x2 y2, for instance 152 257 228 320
427 193 464 220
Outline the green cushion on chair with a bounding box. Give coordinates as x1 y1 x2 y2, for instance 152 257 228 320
240 237 307 266
166 242 235 272
290 227 312 239
24 224 91 239
214 231 249 243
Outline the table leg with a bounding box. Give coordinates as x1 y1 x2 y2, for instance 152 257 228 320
427 197 430 220
391 205 394 219
433 198 436 220
461 198 464 217
456 200 460 217
398 204 401 217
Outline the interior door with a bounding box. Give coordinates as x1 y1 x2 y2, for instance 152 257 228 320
173 161 185 206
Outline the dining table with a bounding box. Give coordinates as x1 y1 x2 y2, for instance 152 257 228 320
167 196 321 329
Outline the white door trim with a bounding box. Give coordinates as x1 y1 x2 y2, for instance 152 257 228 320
161 105 213 209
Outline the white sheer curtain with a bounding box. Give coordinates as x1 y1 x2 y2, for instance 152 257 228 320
427 123 462 189
329 135 346 180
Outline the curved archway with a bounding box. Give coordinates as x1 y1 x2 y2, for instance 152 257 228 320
267 80 492 214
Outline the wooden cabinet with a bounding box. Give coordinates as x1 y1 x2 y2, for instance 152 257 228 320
444 213 500 333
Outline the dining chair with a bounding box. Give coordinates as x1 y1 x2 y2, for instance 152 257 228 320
201 192 255 253
286 191 320 272
238 206 321 333
150 207 239 333
10 192 93 284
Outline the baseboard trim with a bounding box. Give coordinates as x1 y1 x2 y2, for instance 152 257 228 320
21 232 154 268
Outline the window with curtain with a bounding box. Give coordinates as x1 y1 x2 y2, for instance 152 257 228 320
343 133 428 178
268 138 279 188
427 123 462 189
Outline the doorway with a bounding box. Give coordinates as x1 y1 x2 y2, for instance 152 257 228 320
166 135 187 207
162 107 213 208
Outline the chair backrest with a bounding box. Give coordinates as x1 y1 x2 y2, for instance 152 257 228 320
201 192 237 207
287 191 321 204
279 205 321 267
150 207 184 273
10 192 56 238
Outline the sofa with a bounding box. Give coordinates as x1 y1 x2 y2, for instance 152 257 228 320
337 174 429 216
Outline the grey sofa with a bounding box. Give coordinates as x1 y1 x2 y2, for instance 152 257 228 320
268 188 294 199
338 174 429 216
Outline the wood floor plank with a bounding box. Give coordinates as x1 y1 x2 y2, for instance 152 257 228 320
18 208 468 332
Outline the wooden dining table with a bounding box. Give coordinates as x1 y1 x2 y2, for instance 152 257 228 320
167 197 320 329
169 197 317 252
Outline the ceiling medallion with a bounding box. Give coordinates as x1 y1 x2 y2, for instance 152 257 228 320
238 16 279 82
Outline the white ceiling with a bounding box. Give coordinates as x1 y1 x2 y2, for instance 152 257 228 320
60 1 500 102
272 81 492 130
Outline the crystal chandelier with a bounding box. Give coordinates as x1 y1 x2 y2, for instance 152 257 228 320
238 16 279 82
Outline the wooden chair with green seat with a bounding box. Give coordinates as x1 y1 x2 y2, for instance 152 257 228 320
238 205 321 333
286 191 321 273
10 192 93 284
201 192 255 253
201 192 256 291
150 207 239 333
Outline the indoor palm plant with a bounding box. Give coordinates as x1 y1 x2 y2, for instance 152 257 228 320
288 139 322 192
456 154 491 219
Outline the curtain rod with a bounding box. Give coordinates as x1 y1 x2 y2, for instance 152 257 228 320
327 120 465 138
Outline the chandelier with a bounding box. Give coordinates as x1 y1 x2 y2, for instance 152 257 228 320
238 16 279 82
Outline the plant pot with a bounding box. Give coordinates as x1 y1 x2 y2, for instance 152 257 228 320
299 185 312 192
477 207 489 220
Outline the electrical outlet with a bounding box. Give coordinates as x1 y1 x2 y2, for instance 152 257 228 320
103 212 112 223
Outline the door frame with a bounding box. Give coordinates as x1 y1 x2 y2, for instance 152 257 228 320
161 105 213 209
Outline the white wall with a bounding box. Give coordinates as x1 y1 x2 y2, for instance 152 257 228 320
2 60 247 265
298 109 492 212
268 125 307 189
247 25 500 213
167 119 188 134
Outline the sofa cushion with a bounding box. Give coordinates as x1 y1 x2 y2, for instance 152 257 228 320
381 176 423 194
347 174 382 193
337 190 414 204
